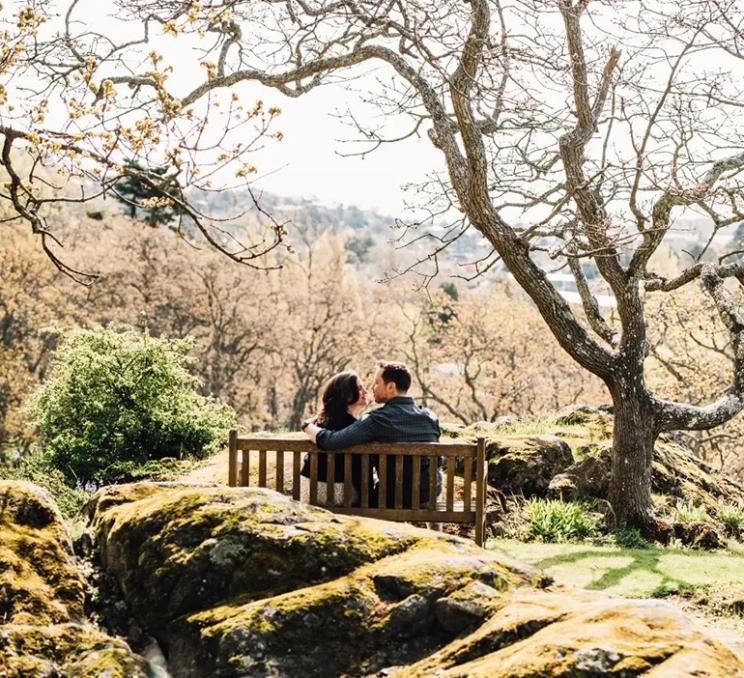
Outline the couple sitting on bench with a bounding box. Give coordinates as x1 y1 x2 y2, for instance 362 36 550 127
300 361 443 508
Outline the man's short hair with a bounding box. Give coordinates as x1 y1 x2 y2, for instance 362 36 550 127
377 360 412 393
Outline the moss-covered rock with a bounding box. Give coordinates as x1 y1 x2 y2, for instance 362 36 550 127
484 436 573 497
86 483 548 675
0 480 84 625
448 409 744 542
547 443 612 502
87 483 540 626
444 424 574 498
0 481 147 677
0 623 148 677
393 590 743 677
170 543 536 676
653 440 744 510
86 481 744 676
551 436 744 527
87 482 505 630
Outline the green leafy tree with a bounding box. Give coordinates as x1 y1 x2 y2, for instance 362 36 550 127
29 326 235 487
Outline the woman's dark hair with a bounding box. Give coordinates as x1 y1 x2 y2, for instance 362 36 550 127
315 371 361 429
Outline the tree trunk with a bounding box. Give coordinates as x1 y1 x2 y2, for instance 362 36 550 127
288 385 312 431
607 388 657 530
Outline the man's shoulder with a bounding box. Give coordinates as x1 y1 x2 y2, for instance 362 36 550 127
364 399 440 423
362 406 390 422
392 399 440 423
419 405 439 421
407 399 439 421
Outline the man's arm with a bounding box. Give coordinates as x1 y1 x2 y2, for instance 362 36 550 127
306 415 379 450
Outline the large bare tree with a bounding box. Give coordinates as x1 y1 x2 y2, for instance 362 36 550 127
8 0 744 529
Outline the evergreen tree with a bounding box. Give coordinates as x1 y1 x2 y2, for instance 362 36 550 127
114 162 183 227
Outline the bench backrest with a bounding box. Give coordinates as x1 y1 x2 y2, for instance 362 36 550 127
228 431 487 544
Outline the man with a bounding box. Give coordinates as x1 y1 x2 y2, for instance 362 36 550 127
302 360 442 508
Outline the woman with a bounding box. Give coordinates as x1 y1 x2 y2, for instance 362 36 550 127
300 371 367 506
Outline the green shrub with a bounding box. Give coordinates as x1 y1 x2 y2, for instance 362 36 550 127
0 448 87 517
611 526 648 549
672 500 708 525
29 326 235 487
525 499 601 543
718 503 744 534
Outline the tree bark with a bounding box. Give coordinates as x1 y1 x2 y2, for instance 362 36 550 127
607 377 657 529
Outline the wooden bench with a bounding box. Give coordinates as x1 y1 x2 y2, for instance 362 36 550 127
228 431 487 546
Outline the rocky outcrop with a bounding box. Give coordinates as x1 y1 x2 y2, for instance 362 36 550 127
0 481 147 677
392 590 740 677
543 436 744 518
484 436 574 498
546 444 612 501
447 410 744 546
85 482 540 676
442 424 575 498
85 482 744 677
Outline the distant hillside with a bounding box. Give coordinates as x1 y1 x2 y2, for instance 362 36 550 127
195 187 394 236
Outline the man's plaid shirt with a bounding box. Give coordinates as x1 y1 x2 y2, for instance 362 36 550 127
315 396 440 450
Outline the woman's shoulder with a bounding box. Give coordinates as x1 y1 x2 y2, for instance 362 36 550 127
327 411 358 430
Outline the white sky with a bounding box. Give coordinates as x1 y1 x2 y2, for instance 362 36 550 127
246 86 442 214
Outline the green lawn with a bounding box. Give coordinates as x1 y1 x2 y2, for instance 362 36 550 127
489 539 744 599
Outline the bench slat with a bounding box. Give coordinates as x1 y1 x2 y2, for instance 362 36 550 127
395 455 403 509
343 453 353 508
446 456 455 511
412 456 421 508
378 454 387 508
228 429 238 487
361 453 370 508
428 457 437 510
276 450 284 493
241 449 250 487
475 437 486 547
327 452 335 506
309 452 318 504
292 451 301 500
236 438 477 457
463 454 472 512
258 450 267 487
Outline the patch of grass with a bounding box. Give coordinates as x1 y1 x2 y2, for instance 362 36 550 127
672 500 708 525
488 539 744 599
490 417 587 437
524 499 601 543
718 503 744 533
609 526 648 550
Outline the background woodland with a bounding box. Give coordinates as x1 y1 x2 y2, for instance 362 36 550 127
3 196 741 478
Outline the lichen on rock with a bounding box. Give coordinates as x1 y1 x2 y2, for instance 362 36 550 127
0 623 148 678
85 481 744 677
0 481 147 677
0 480 85 626
86 483 473 630
394 592 744 677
